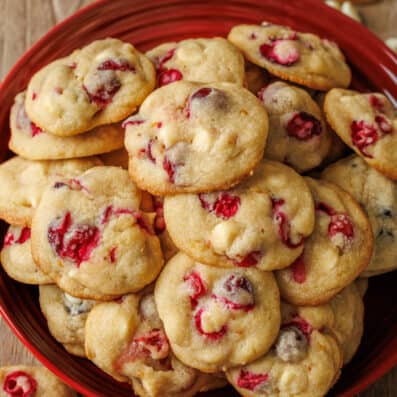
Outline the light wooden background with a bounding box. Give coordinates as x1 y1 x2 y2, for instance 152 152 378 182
0 0 396 396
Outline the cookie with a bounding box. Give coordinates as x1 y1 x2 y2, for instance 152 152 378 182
31 166 163 299
0 365 77 397
0 225 52 285
228 23 351 91
226 302 342 397
164 160 315 271
276 178 373 306
244 61 269 94
324 89 397 179
322 155 397 276
9 92 124 160
124 80 268 194
85 292 226 397
0 156 101 226
25 38 155 136
259 81 332 172
100 148 129 169
39 285 96 357
328 282 364 365
146 38 245 87
154 252 281 373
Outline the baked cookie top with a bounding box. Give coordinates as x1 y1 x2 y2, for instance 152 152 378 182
146 38 245 87
9 92 124 160
25 38 155 136
164 160 315 271
85 292 226 397
276 178 373 306
226 302 342 397
39 285 96 357
0 365 77 397
31 166 163 299
154 252 281 373
0 225 52 285
0 156 101 226
228 23 351 91
259 81 332 172
124 81 268 194
324 89 397 179
323 155 397 276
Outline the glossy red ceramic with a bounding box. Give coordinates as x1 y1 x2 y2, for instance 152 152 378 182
0 0 396 396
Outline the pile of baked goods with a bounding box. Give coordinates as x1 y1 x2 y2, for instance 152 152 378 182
1 21 396 397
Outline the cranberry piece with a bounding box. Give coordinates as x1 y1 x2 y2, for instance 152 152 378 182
198 192 240 220
290 253 306 284
122 118 145 128
237 370 269 391
3 371 37 397
184 271 207 308
31 92 37 100
53 178 87 192
284 316 313 342
272 198 303 249
286 112 322 140
249 32 258 40
158 69 183 87
194 307 227 340
30 122 43 137
375 115 393 134
369 94 385 112
329 213 354 240
185 87 227 118
351 120 378 157
145 139 156 163
83 77 121 108
213 274 255 311
97 59 135 72
157 48 176 71
234 251 262 267
68 62 77 69
109 246 117 263
260 39 300 66
275 325 308 362
3 227 31 247
48 212 100 267
3 232 14 247
315 202 335 216
163 156 176 183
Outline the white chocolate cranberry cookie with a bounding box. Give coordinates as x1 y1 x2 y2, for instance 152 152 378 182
9 92 124 160
0 366 77 397
226 302 342 397
164 160 315 271
228 23 351 91
276 178 373 306
154 253 281 373
328 282 364 365
259 82 332 172
0 225 52 285
0 156 101 226
146 38 245 87
324 89 397 179
31 166 163 299
323 155 397 276
85 292 226 397
25 38 155 136
124 81 268 195
39 285 96 357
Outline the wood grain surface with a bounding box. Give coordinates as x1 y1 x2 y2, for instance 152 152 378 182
0 0 396 395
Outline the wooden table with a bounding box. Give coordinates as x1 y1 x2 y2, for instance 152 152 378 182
0 0 396 395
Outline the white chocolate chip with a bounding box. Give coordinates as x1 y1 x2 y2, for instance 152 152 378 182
211 221 241 253
200 301 229 334
192 127 215 152
63 293 95 315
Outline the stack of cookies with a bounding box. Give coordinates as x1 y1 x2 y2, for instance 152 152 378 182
0 21 396 397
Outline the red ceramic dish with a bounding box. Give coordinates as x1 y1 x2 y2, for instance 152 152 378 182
0 0 396 396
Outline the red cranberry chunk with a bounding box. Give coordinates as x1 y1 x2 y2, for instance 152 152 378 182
122 117 145 128
157 48 176 71
286 112 322 140
158 69 183 87
194 307 227 340
83 71 121 108
16 227 31 244
109 246 117 263
31 92 37 100
315 202 335 216
3 232 14 247
237 370 269 391
162 156 176 183
351 120 378 157
375 115 393 134
212 274 255 311
260 39 300 66
185 88 228 118
3 371 37 397
198 192 240 220
275 325 308 362
329 213 354 240
30 122 43 137
234 251 262 267
285 316 313 342
290 253 306 284
369 95 385 112
97 59 135 72
184 271 207 308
